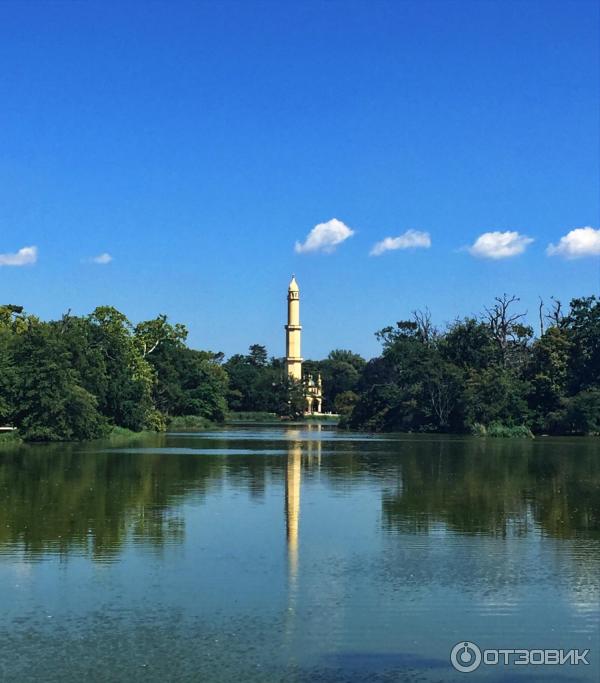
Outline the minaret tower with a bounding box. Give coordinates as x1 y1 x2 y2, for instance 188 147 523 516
285 276 303 380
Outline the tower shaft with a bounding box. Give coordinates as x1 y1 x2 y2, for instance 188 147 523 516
285 277 302 380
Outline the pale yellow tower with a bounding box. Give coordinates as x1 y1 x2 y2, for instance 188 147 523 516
285 276 303 380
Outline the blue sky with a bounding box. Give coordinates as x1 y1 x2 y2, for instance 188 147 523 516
0 0 598 359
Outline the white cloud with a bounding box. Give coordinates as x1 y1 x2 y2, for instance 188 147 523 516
546 227 600 259
295 218 355 254
0 245 38 267
468 231 534 259
92 252 113 264
370 230 431 256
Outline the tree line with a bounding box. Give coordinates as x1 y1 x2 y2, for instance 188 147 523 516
0 294 598 441
0 305 228 441
344 295 600 435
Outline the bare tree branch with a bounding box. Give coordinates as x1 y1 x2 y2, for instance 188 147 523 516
546 297 564 327
412 307 437 345
484 294 530 366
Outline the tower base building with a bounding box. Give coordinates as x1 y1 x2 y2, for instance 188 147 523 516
305 373 323 415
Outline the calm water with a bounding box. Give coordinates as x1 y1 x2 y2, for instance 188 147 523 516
0 424 598 682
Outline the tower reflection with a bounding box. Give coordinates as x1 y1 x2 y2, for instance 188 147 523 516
284 423 323 584
285 436 302 583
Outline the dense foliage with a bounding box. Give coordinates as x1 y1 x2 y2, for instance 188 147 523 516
224 346 365 416
1 294 597 441
345 295 600 435
225 345 310 418
0 305 228 441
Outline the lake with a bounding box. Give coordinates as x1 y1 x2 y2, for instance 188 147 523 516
0 424 598 681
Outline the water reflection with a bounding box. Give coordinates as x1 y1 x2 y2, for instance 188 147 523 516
0 427 598 681
0 431 598 561
0 436 222 560
285 437 301 582
379 438 600 540
285 424 323 583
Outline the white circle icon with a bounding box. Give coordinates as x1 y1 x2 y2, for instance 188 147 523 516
451 641 482 673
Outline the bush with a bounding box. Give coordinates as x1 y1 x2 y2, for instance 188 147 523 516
0 430 21 445
470 422 488 437
487 422 534 439
166 415 215 431
144 408 167 432
226 411 279 422
108 426 139 438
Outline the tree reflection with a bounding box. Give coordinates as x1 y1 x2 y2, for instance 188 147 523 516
379 438 600 539
0 437 224 559
0 432 597 565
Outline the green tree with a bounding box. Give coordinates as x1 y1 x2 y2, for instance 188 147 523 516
0 327 16 424
317 349 366 411
439 317 497 369
275 377 305 418
224 346 284 413
334 390 359 417
526 325 571 430
87 306 154 431
349 319 465 432
464 366 530 429
247 344 268 367
11 323 106 441
134 314 188 358
564 296 600 392
150 342 228 422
